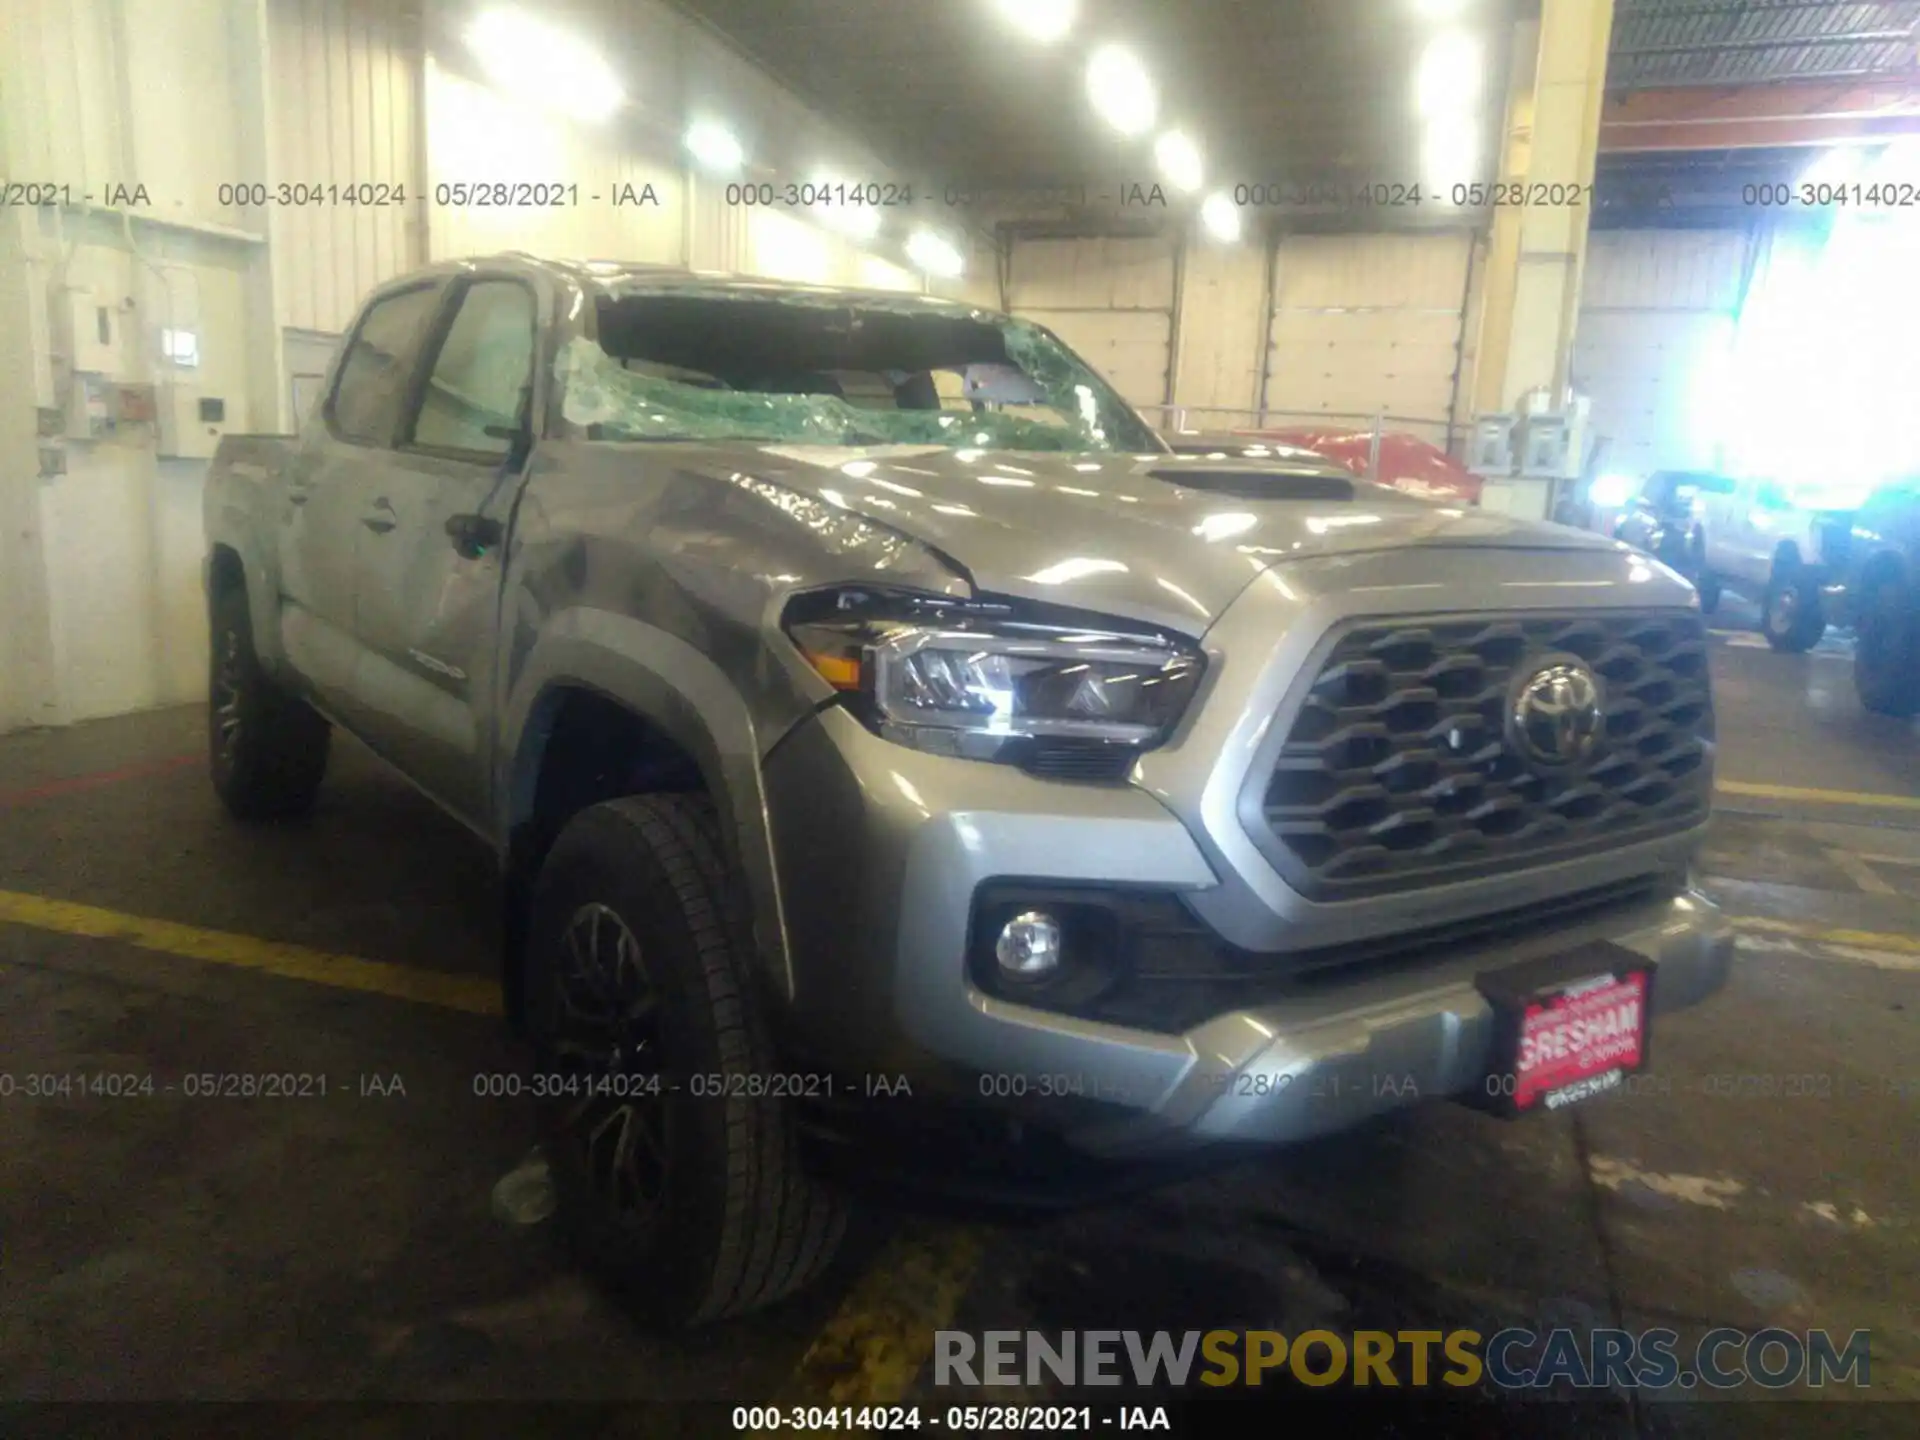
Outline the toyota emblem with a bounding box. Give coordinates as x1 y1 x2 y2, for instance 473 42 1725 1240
1509 658 1605 766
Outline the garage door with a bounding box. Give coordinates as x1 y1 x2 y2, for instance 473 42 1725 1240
1265 233 1472 444
1006 237 1174 412
1571 230 1745 478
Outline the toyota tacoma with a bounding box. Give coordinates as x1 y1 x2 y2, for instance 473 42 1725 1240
203 255 1732 1325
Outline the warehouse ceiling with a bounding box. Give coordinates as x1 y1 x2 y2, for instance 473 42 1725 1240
667 0 1521 196
1608 0 1920 90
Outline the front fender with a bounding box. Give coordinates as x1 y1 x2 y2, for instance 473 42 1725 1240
495 607 795 997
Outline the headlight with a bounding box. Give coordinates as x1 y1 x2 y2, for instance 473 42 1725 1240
781 587 1205 768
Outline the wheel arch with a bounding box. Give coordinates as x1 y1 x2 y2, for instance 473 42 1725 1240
494 610 796 1024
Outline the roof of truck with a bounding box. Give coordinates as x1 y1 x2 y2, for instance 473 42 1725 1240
451 252 997 317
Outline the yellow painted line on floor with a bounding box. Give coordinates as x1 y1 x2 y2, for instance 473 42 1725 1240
1718 780 1920 813
776 1222 986 1410
1734 914 1920 959
0 889 500 1015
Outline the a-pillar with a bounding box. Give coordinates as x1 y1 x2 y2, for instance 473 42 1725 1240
1470 0 1615 519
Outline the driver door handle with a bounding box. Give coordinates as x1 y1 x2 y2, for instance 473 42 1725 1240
445 512 502 559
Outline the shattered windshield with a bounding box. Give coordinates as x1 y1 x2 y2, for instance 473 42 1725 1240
558 289 1163 453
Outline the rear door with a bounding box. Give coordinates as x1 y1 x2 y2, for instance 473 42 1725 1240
278 280 444 713
347 273 541 828
1700 476 1754 580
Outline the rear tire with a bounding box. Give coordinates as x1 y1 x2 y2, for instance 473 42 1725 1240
525 795 848 1327
1853 572 1920 717
208 584 330 819
1761 564 1826 653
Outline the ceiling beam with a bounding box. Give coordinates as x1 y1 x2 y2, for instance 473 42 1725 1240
1614 0 1918 16
1599 78 1920 148
1613 32 1916 60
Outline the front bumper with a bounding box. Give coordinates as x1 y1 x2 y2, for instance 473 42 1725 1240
1060 889 1730 1156
764 706 1731 1159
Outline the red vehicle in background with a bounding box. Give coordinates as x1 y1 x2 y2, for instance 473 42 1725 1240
1162 427 1484 505
1252 428 1486 505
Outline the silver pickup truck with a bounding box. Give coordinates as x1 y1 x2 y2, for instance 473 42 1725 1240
204 255 1732 1325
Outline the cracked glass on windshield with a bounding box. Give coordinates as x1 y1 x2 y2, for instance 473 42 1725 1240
558 290 1163 453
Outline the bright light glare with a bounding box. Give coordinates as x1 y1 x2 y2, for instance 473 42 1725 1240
1413 0 1472 18
1589 472 1638 509
1799 145 1870 190
1200 190 1242 241
906 228 965 277
813 171 882 240
1087 45 1157 136
1422 114 1480 189
1027 557 1129 585
1154 130 1204 192
685 120 745 173
991 0 1076 42
1193 511 1258 541
1416 31 1482 118
466 9 624 123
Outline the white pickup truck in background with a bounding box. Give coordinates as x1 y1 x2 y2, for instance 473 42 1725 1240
1689 476 1863 652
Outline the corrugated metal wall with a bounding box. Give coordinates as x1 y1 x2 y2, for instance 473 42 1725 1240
1572 228 1749 476
267 0 425 334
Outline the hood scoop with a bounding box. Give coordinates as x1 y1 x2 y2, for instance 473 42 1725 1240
1148 466 1354 501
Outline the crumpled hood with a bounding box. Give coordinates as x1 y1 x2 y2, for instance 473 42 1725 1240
721 443 1642 634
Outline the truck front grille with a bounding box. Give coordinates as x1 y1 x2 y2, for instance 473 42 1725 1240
1255 611 1713 900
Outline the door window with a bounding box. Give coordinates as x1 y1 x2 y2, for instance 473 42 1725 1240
329 285 442 444
409 280 537 460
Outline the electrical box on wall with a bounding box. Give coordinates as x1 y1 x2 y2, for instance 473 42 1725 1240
157 384 231 459
57 289 123 377
1471 415 1515 473
65 373 115 440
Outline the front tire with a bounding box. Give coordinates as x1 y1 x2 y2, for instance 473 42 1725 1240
525 795 848 1326
1761 565 1827 652
1686 533 1722 615
208 585 330 819
1854 572 1920 717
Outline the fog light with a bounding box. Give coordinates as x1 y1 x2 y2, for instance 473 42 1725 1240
995 911 1063 978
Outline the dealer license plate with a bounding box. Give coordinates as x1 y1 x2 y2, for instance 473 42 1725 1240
1478 943 1653 1115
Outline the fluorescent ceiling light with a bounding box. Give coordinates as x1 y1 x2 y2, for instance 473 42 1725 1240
906 227 965 277
1413 0 1472 18
1154 130 1204 193
991 0 1075 42
1422 115 1480 188
685 119 745 173
466 8 624 124
1087 45 1157 136
1416 31 1482 118
1200 190 1242 242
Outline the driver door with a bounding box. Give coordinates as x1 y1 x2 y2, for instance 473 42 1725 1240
347 273 540 830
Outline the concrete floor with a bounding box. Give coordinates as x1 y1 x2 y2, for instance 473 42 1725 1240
1 617 1916 1434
